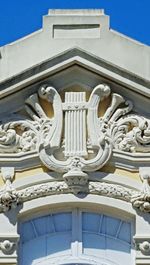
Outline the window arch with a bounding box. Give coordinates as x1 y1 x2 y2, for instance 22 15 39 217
18 209 134 265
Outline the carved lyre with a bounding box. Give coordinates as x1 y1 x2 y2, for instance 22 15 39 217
24 83 134 193
25 84 112 193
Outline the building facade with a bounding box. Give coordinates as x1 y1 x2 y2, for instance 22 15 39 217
0 9 150 265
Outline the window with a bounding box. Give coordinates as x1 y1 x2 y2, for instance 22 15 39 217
18 209 134 265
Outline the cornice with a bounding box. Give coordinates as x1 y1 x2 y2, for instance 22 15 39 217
0 48 150 99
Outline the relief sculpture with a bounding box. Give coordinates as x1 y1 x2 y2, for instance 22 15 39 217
0 84 150 194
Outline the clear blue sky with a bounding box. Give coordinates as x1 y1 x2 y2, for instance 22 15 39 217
0 0 150 47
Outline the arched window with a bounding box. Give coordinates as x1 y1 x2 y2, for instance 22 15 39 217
18 209 134 265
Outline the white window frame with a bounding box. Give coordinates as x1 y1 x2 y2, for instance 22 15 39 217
18 206 135 265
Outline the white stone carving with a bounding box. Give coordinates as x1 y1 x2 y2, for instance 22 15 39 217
89 182 133 201
139 241 150 254
0 167 19 211
139 167 150 194
0 180 136 212
1 167 14 185
0 240 16 255
0 120 38 153
134 237 150 265
0 83 150 192
133 236 150 264
131 167 150 212
64 91 87 157
115 116 150 153
0 188 19 212
37 84 114 193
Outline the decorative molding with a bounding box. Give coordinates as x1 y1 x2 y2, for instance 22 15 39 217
1 167 15 185
115 116 150 153
0 167 19 212
0 188 19 212
134 236 150 264
0 180 137 213
1 150 150 172
131 167 150 213
0 83 150 192
0 240 16 255
89 182 133 201
1 176 150 214
0 236 19 263
37 84 113 193
139 241 150 254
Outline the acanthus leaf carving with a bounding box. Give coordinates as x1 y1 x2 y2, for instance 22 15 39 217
0 119 38 153
0 83 150 194
114 115 150 153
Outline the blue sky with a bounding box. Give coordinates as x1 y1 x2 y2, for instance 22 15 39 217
0 0 150 47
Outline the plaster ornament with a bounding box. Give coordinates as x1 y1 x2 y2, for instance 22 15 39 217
89 182 133 201
0 178 147 213
0 240 16 255
0 181 134 213
138 241 150 254
1 167 14 185
0 121 38 153
0 83 150 192
37 84 118 193
131 167 150 212
0 189 19 212
0 167 19 211
115 117 150 153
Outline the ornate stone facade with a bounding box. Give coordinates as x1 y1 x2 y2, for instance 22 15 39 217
0 9 150 265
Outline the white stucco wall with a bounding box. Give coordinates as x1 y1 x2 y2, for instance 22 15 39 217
0 9 150 83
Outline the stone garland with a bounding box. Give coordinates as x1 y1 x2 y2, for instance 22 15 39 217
0 180 148 213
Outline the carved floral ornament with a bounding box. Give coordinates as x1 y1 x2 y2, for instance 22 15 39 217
0 83 150 212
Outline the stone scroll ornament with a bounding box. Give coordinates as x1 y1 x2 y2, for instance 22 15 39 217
37 84 113 194
0 83 150 196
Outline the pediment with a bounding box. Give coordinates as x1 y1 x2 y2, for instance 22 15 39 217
0 49 150 116
1 12 150 265
0 59 150 173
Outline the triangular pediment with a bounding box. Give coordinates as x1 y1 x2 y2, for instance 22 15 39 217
0 59 150 171
1 12 150 265
0 49 150 117
0 9 150 217
1 47 150 94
